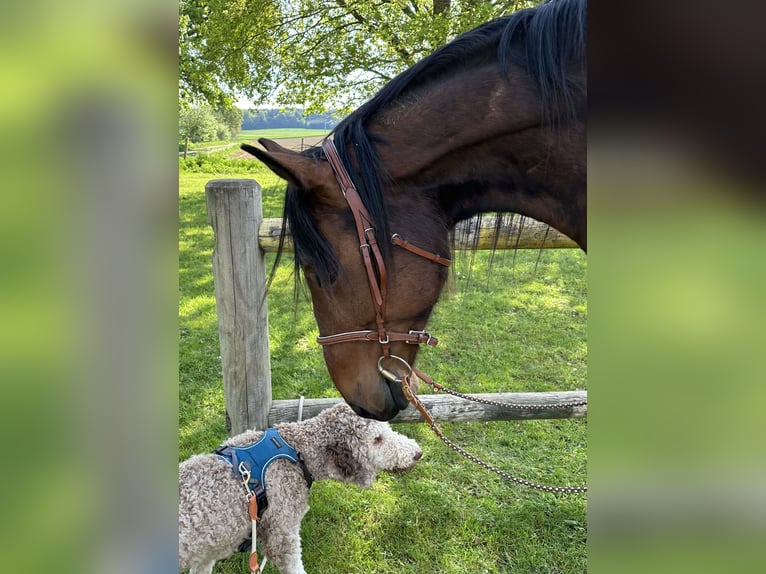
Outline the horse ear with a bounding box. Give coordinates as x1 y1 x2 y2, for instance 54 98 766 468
240 139 327 191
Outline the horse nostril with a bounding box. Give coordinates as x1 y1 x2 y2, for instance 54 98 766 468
413 450 423 461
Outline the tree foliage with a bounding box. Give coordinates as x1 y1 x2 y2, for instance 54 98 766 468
179 105 244 143
180 0 282 109
213 106 244 137
180 0 538 113
179 107 219 143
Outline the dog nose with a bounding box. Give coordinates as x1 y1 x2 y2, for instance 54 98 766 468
413 450 423 461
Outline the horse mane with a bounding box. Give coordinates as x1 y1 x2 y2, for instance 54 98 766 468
281 0 586 290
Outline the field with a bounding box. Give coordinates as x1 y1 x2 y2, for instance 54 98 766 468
179 146 587 573
184 129 330 154
237 128 332 140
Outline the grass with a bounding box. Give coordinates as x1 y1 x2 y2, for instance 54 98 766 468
237 128 332 140
179 152 587 573
184 140 238 151
182 128 331 154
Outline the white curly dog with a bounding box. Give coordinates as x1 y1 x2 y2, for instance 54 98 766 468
179 402 422 573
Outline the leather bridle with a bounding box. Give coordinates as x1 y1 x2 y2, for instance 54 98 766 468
316 136 451 368
317 138 587 494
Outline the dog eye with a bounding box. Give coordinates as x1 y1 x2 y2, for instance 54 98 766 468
374 435 384 445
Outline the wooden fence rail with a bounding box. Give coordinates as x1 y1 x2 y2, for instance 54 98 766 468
205 178 585 434
257 215 578 253
268 392 587 426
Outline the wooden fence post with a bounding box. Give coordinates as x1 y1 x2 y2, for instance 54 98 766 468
206 179 272 434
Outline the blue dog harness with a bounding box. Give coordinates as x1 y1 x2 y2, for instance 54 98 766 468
214 428 312 519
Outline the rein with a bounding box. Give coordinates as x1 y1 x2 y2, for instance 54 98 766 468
320 136 586 494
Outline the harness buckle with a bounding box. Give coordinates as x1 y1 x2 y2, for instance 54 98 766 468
238 462 255 498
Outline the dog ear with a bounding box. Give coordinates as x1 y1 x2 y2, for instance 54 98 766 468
325 443 356 478
325 444 375 486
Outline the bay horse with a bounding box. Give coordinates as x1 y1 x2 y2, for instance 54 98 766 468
243 0 586 421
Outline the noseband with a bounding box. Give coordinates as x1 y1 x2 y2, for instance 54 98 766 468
316 136 450 366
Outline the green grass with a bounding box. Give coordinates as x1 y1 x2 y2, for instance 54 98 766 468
179 154 587 573
181 128 330 154
237 128 332 140
183 140 238 151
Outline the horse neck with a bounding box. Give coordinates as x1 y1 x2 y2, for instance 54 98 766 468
369 65 587 249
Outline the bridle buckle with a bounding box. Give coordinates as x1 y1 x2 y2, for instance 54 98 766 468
406 330 432 345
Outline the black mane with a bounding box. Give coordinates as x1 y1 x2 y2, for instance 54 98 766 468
283 0 586 289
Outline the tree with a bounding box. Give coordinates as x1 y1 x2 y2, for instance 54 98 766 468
179 107 220 143
180 1 537 113
214 106 244 138
180 0 282 109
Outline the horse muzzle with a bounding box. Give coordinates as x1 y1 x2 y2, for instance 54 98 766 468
347 372 411 421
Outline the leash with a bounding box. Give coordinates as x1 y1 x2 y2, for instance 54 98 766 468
379 355 587 495
413 367 588 410
237 462 267 573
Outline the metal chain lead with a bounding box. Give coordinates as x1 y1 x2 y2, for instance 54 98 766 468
426 419 587 494
432 382 587 409
413 367 588 410
402 371 587 494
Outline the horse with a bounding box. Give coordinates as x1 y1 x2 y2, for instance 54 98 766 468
243 0 586 421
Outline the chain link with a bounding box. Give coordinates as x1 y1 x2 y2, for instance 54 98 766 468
430 422 586 494
413 367 588 410
405 369 587 494
428 381 587 409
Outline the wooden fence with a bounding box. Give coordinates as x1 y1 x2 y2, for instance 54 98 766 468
205 178 585 434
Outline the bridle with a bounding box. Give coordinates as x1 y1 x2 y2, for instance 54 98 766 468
316 136 451 368
317 136 587 495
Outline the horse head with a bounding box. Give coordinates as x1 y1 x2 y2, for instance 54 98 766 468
245 138 450 421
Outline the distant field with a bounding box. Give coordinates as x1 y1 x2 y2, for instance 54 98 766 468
182 128 332 155
233 128 329 155
237 128 331 140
